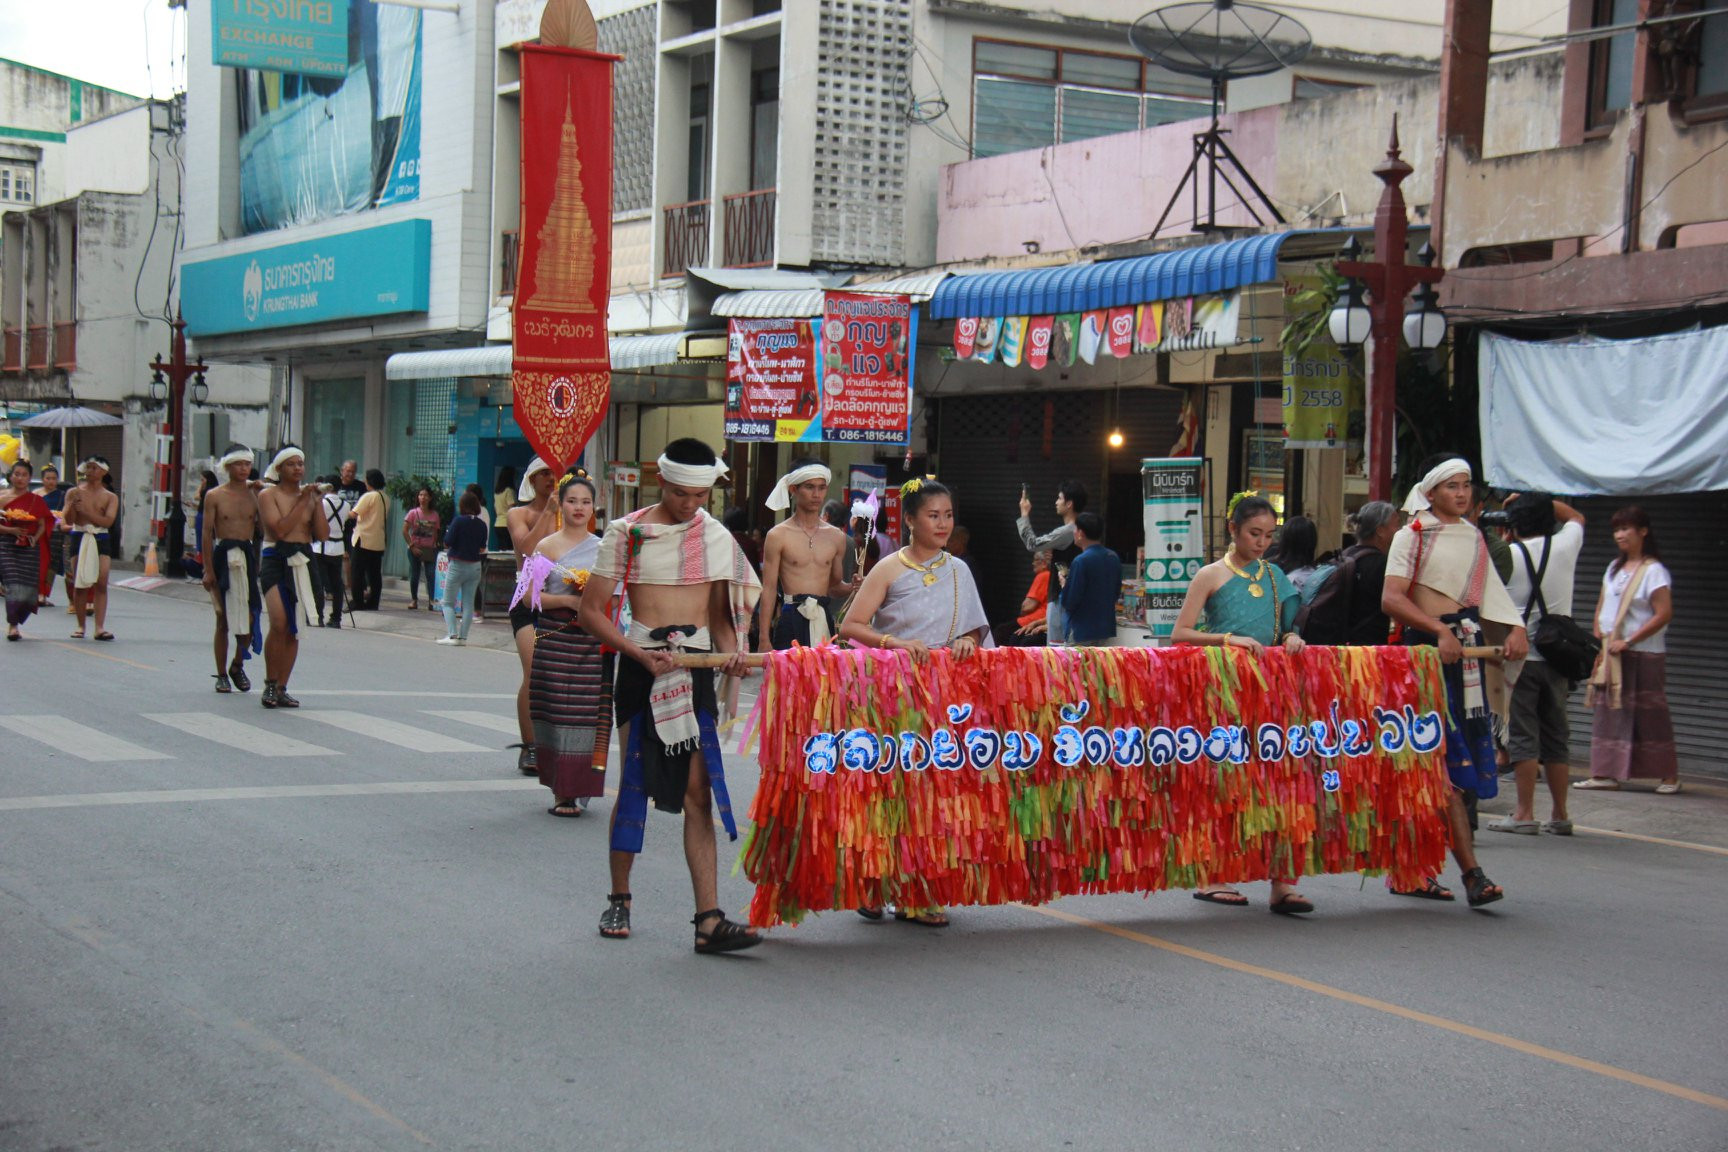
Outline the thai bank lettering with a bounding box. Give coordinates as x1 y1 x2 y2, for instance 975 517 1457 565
227 0 338 24
257 252 337 317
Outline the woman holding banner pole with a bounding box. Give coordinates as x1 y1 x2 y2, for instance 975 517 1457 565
1171 493 1314 916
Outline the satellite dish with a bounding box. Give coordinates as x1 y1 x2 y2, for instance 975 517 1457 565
1128 1 1313 236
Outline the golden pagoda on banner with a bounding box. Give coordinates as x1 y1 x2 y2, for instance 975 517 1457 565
523 92 598 314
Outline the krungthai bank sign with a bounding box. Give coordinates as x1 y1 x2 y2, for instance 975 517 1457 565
181 219 431 337
212 0 351 78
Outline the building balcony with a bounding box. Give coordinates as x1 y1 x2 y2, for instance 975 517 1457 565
500 229 520 296
1 327 20 374
53 322 75 371
722 188 776 268
662 199 710 279
25 326 49 371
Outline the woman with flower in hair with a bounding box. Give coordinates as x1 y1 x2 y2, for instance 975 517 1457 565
1171 492 1314 915
525 472 613 817
839 477 993 927
0 460 52 640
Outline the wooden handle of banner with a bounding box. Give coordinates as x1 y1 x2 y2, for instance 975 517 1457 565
668 647 1505 669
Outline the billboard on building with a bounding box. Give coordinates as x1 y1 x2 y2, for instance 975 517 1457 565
235 3 421 235
1141 457 1205 639
819 292 915 446
212 0 351 78
724 318 820 442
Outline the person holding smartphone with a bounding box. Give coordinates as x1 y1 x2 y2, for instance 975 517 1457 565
1014 479 1086 645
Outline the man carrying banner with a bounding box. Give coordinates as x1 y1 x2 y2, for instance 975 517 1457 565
757 458 850 651
201 445 261 693
579 438 763 955
508 458 559 774
1381 454 1527 909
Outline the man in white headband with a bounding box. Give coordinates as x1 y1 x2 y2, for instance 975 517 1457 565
1382 453 1528 910
64 455 119 640
579 437 763 954
254 445 327 709
201 445 262 693
505 456 560 774
757 458 850 651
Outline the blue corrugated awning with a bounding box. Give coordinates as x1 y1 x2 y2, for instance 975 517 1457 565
928 231 1333 320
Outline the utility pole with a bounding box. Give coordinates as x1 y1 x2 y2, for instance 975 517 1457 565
151 311 207 578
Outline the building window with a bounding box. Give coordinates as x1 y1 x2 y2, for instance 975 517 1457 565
0 163 34 205
970 38 1209 159
750 66 779 191
688 80 711 201
1688 0 1728 107
1587 0 1639 129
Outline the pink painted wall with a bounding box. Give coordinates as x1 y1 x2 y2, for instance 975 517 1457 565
937 106 1283 264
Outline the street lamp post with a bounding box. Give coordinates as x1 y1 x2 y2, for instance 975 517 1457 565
1329 117 1445 503
150 312 208 578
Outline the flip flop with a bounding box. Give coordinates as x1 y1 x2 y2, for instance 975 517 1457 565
1192 890 1250 907
69 629 85 639
856 906 885 920
1270 894 1315 915
94 632 115 642
547 801 583 818
894 909 949 927
1390 878 1455 901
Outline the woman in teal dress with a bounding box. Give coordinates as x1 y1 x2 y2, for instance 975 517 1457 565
1172 494 1311 914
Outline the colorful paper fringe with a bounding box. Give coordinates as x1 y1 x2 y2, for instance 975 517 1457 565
741 644 1453 927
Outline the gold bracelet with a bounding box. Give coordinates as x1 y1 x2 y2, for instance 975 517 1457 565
879 633 894 648
1220 633 1232 647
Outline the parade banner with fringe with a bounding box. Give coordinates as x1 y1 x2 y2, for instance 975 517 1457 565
740 644 1453 928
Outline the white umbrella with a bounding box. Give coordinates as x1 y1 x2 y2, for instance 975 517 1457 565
14 406 124 473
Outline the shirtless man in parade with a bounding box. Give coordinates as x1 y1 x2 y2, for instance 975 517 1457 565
508 457 560 773
579 437 762 955
756 459 852 650
201 446 262 693
256 447 328 709
64 456 120 641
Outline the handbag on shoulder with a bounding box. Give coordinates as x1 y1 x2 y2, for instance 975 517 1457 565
1514 540 1600 683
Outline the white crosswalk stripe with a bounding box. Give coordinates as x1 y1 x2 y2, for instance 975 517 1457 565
143 712 337 758
421 710 518 736
0 716 172 763
286 710 491 754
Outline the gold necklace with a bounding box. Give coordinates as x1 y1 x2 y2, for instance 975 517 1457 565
1223 552 1268 598
896 547 949 587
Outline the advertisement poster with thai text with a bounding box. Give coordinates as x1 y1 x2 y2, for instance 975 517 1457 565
819 292 916 445
724 318 820 442
1141 457 1205 639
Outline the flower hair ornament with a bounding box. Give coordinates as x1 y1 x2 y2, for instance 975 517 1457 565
899 474 936 499
1225 490 1259 519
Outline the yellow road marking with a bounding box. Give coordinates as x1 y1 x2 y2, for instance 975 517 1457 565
1576 825 1728 858
1023 903 1728 1113
45 640 160 671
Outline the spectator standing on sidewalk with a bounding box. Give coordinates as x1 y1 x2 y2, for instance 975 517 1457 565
1578 506 1680 794
349 470 388 611
1059 513 1119 647
1490 493 1586 837
438 491 489 646
402 486 442 611
1016 479 1085 644
312 476 349 628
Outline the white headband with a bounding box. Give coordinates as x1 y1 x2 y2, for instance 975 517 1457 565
263 447 304 483
1401 457 1472 514
657 454 729 489
217 447 254 472
765 464 832 512
79 456 108 475
517 457 550 503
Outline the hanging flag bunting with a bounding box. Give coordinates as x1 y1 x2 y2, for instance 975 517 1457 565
1160 292 1242 352
1106 306 1135 358
999 316 1028 367
974 317 1001 364
1052 313 1080 367
740 644 1454 927
1077 310 1106 365
1026 315 1054 370
1135 302 1164 353
953 317 979 360
513 45 620 473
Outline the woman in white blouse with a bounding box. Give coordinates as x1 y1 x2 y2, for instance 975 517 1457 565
1577 506 1679 793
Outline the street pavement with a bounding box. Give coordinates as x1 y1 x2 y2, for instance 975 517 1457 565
3 580 1726 1152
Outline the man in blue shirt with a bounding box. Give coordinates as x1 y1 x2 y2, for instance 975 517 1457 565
1059 512 1119 646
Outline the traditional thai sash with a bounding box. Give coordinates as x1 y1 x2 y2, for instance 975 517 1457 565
593 507 760 644
72 525 102 590
224 544 253 632
286 551 317 628
629 620 706 753
1588 559 1649 710
789 593 833 645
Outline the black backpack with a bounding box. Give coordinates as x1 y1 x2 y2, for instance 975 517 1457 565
1515 539 1600 682
1295 546 1364 645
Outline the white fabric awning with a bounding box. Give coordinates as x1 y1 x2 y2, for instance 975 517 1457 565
712 271 951 320
385 333 691 380
1480 324 1728 495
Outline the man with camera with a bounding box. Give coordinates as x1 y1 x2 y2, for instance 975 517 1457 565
1490 493 1587 837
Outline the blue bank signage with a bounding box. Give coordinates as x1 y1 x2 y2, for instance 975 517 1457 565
182 219 432 337
212 0 351 78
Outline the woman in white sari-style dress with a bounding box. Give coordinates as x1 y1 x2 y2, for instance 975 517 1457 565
840 478 992 926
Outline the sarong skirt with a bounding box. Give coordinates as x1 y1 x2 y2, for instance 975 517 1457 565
530 610 613 799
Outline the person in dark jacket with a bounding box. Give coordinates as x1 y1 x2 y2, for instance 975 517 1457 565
1298 501 1400 646
1058 512 1119 647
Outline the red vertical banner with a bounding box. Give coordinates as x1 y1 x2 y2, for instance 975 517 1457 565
820 291 916 444
514 46 621 473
